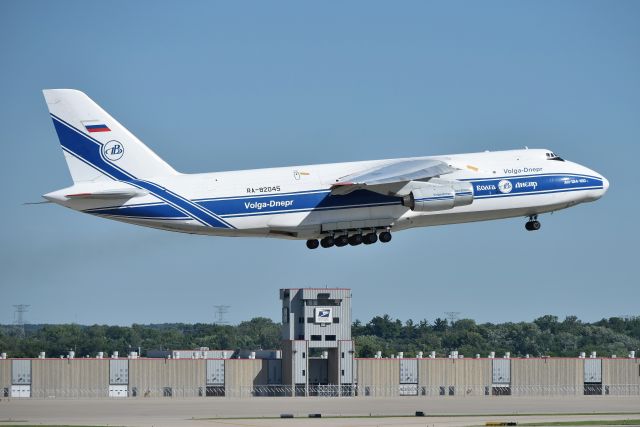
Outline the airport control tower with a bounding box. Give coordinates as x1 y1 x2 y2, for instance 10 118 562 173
280 288 355 395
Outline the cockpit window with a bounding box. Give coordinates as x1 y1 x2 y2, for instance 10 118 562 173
546 152 564 161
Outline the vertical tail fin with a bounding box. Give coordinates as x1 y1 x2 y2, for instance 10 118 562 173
43 89 177 183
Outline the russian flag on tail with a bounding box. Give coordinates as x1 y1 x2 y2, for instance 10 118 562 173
82 120 110 133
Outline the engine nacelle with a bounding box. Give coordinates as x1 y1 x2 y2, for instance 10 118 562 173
431 177 474 207
401 179 474 212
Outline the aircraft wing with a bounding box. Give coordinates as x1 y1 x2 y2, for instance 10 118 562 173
331 158 456 195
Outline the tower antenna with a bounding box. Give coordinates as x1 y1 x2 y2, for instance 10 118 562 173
213 305 230 325
445 311 460 326
13 304 30 337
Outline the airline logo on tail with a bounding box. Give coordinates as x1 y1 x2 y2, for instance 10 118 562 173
102 140 124 161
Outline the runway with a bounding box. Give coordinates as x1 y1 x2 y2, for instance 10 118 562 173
1 396 639 427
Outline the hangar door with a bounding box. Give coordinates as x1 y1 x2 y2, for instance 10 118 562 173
399 359 418 396
492 359 510 384
11 360 31 398
584 359 602 395
109 359 128 397
492 359 511 396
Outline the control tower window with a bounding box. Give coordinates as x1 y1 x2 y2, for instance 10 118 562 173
306 299 341 306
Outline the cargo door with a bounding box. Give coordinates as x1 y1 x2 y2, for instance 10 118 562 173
10 384 30 398
584 358 602 395
109 359 129 385
11 360 31 385
492 359 511 384
492 358 511 395
206 359 225 385
108 385 128 397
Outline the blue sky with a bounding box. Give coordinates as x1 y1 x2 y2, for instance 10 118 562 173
1 1 638 326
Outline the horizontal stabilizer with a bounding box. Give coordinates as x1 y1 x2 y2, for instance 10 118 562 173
43 181 147 203
23 200 52 205
64 189 147 199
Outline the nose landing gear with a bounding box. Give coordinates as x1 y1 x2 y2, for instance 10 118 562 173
525 215 541 231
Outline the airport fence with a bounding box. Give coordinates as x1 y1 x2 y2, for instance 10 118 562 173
8 384 640 399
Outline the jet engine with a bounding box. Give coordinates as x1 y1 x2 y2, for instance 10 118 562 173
400 179 474 212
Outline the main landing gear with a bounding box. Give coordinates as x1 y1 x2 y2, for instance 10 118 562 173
320 236 335 248
378 231 392 243
306 230 391 249
525 215 541 231
306 239 320 249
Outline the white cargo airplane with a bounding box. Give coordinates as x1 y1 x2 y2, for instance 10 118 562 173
41 89 609 249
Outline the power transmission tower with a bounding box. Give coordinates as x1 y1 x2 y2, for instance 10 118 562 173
13 304 30 337
445 311 460 326
213 305 230 324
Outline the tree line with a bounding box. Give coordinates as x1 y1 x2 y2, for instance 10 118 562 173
1 315 638 358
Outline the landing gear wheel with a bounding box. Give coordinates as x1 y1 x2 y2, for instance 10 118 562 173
348 234 363 246
363 232 378 245
525 215 541 231
306 239 319 249
320 236 335 248
379 231 392 243
335 234 349 247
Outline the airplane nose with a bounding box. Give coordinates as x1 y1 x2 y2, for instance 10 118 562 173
579 165 609 201
601 175 609 192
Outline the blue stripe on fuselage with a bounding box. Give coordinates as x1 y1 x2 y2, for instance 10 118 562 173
88 173 602 222
468 175 602 198
51 114 234 229
197 189 399 217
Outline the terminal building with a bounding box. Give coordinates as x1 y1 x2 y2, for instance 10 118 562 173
1 288 639 399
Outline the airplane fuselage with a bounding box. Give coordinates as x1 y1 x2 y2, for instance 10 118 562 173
45 148 608 240
41 89 609 248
